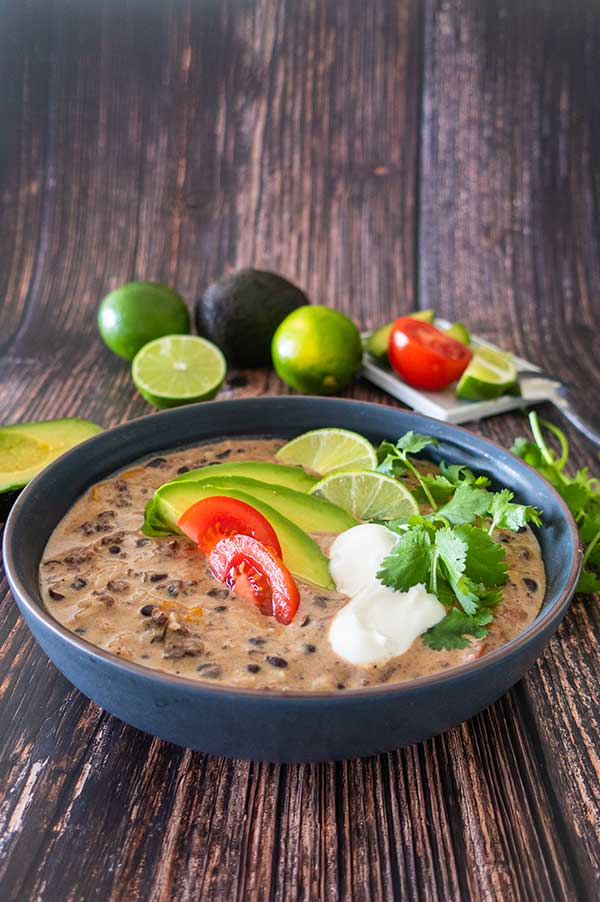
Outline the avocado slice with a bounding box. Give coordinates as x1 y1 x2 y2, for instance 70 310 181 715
145 482 333 589
364 310 436 360
0 418 103 494
195 269 309 367
181 475 358 534
174 459 317 492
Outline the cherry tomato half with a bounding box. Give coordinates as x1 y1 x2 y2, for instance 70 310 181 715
208 534 300 625
178 496 282 556
388 317 472 390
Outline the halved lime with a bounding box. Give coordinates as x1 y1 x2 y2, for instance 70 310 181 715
309 470 419 520
456 347 520 401
132 335 226 409
275 428 377 476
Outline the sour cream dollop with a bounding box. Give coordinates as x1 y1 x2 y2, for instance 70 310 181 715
329 524 445 665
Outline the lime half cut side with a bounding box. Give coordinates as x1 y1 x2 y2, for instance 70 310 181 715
309 470 419 521
275 428 377 476
132 335 227 409
456 347 520 401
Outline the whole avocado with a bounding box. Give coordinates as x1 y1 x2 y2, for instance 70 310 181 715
195 269 309 367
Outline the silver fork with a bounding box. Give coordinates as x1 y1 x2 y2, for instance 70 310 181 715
518 370 600 448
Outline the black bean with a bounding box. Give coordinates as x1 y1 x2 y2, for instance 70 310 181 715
146 457 167 468
266 655 288 669
523 577 539 592
213 605 228 613
74 627 86 635
246 663 261 674
167 582 182 598
216 449 231 459
228 375 248 388
300 616 311 628
248 637 266 646
149 573 168 582
48 589 65 601
140 604 155 616
136 538 150 547
140 654 150 660
196 663 222 679
336 683 346 691
207 588 229 600
303 643 317 654
71 578 87 590
176 465 190 475
108 545 121 555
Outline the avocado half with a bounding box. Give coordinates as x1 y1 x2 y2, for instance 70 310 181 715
195 268 309 368
0 418 103 519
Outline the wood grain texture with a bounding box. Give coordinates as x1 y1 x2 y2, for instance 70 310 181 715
0 0 599 899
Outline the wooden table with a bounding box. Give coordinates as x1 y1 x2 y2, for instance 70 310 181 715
1 1 599 899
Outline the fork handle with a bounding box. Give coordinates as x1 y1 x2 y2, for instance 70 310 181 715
553 386 600 448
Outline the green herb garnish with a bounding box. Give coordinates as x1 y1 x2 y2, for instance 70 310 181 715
377 517 508 649
513 412 600 596
374 429 543 650
376 432 439 508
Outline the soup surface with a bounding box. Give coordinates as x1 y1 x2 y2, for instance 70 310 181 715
39 438 545 692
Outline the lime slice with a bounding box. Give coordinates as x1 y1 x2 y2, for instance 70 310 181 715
275 428 377 476
444 322 471 346
309 470 419 520
132 335 226 409
456 347 520 401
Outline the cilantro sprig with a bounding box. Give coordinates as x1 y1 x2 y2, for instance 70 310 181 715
374 429 543 650
513 411 600 596
377 517 508 650
377 432 439 509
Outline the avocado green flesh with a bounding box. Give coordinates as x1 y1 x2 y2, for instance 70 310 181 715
180 475 358 534
0 418 103 493
364 310 436 360
147 482 333 589
174 460 317 492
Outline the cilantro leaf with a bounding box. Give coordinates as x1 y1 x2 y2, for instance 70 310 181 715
576 569 600 596
422 608 494 651
395 431 438 455
454 524 508 588
377 528 432 591
487 488 542 533
434 483 490 525
420 473 455 505
439 461 491 489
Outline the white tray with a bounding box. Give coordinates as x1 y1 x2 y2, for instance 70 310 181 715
361 320 556 425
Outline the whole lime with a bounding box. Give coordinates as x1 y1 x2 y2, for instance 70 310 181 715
97 282 190 361
271 306 363 395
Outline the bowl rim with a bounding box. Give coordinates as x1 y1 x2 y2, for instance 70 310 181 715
3 395 583 702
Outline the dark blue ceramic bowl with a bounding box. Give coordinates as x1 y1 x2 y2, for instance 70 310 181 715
3 397 581 762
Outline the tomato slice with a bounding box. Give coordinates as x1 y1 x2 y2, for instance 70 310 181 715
388 317 472 390
178 496 282 556
208 534 300 625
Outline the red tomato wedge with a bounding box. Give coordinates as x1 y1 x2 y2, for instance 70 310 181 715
388 317 472 390
178 496 282 556
208 534 300 625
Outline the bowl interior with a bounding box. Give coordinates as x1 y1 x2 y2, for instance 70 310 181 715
4 396 580 663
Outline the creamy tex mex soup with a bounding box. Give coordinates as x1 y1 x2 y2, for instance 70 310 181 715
39 431 546 692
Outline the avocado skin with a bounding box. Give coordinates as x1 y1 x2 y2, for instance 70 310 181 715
195 269 309 368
